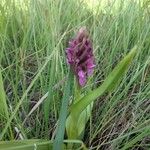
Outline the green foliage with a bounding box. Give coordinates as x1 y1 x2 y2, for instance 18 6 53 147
0 139 87 150
0 69 13 139
0 0 150 149
0 140 52 150
53 70 73 150
66 102 93 139
0 69 9 122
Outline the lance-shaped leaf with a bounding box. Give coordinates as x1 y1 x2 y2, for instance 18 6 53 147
66 102 93 139
69 46 137 124
0 69 13 139
0 69 9 121
0 140 52 150
53 70 73 150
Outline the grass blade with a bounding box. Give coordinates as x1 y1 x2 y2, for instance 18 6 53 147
120 127 150 150
0 69 9 121
0 52 55 140
53 70 73 150
0 140 52 150
0 69 13 139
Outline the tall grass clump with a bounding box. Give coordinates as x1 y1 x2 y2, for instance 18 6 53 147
0 0 150 149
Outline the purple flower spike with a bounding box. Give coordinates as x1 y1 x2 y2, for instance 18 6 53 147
66 27 95 87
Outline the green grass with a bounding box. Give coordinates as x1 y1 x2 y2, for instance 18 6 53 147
0 0 150 149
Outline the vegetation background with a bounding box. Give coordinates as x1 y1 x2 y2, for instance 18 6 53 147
0 0 150 149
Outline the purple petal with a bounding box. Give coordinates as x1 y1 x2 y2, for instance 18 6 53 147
87 59 96 69
69 40 76 48
78 70 86 86
78 70 85 78
87 68 94 76
87 59 95 76
66 48 74 64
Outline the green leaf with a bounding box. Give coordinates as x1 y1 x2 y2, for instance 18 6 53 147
0 69 13 139
53 70 73 150
0 69 9 122
66 102 93 139
0 139 87 150
68 46 137 138
44 59 55 138
0 140 53 150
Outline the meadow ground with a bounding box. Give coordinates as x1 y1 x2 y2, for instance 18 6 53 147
0 0 150 149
